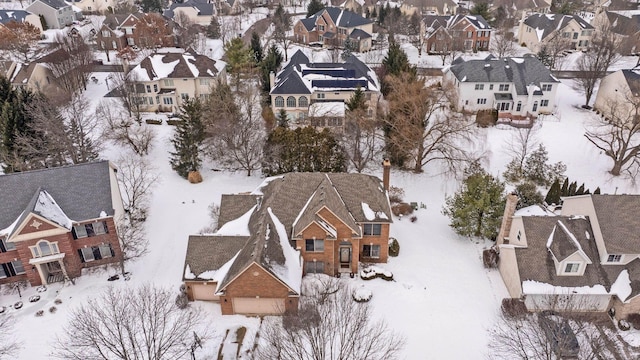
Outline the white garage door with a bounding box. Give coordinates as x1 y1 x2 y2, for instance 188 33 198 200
191 284 219 301
232 297 285 315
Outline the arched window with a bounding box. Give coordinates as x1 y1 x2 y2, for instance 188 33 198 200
286 96 296 107
298 96 308 107
275 96 284 107
32 240 59 258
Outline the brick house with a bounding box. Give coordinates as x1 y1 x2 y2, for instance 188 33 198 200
96 14 129 51
96 13 176 52
0 161 125 287
497 194 640 319
269 50 380 129
518 13 594 53
294 7 374 51
183 165 393 315
423 14 492 54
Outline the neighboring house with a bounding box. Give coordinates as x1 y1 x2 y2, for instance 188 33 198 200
0 161 124 287
26 0 75 29
443 55 560 123
118 13 176 49
67 0 116 13
593 10 640 55
593 69 640 121
269 50 380 128
163 0 216 26
404 0 457 15
96 13 128 51
182 166 393 315
490 0 551 22
0 9 44 32
423 14 492 53
294 7 374 51
497 194 640 319
126 50 226 112
518 13 594 53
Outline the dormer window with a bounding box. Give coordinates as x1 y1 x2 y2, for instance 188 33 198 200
564 263 580 273
607 254 622 263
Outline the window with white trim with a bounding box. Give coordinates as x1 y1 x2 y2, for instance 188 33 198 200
163 97 173 105
608 254 622 262
305 260 324 273
164 79 174 86
317 93 325 99
305 239 324 252
73 221 108 239
31 240 60 258
499 84 510 91
286 96 296 107
11 260 25 274
80 247 95 262
298 96 308 107
541 99 549 107
541 84 553 91
477 98 487 104
564 263 580 273
275 96 284 107
363 224 382 236
362 244 380 258
475 84 484 90
0 239 15 252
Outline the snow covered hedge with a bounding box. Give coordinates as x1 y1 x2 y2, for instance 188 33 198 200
360 266 393 281
352 287 372 303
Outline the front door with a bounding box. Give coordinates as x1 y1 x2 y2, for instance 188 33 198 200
339 247 351 272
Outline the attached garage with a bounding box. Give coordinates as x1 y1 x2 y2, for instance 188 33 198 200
188 282 219 301
232 297 285 315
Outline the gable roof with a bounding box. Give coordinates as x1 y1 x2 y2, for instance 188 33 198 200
405 0 457 14
450 14 490 30
163 0 215 19
270 49 379 95
101 13 133 31
620 69 640 96
312 7 373 28
0 161 116 234
491 0 551 12
183 235 247 281
0 10 35 25
522 13 593 42
30 0 70 10
129 51 220 81
591 195 640 254
605 11 640 36
448 56 559 95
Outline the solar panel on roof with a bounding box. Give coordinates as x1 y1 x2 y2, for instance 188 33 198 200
302 69 356 78
311 79 368 89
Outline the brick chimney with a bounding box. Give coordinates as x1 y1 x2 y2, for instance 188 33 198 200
382 159 391 191
497 193 518 245
269 71 275 91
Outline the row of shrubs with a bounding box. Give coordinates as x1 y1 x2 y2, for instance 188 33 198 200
145 119 183 126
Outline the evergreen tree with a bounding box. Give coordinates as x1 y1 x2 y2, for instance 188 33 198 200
206 16 221 39
346 87 366 111
381 39 416 96
140 0 162 13
341 38 357 61
442 161 506 240
276 109 289 128
259 45 283 95
515 182 544 210
224 37 254 92
365 7 370 18
371 7 377 20
170 98 205 178
568 181 577 196
378 5 386 25
262 126 346 176
536 46 552 68
307 0 325 17
561 177 569 196
470 2 493 25
522 144 566 186
576 183 585 195
250 32 263 64
545 178 561 205
594 187 601 194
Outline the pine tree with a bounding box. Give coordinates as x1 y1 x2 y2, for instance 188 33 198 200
140 0 162 13
277 109 289 128
442 161 506 240
536 46 552 68
224 37 254 92
371 7 377 20
594 187 601 194
568 181 577 196
170 98 205 179
545 178 561 205
561 178 569 196
250 32 263 64
206 16 221 39
382 39 415 77
307 0 325 17
346 87 366 111
576 183 585 195
515 182 543 210
470 2 493 25
259 45 283 94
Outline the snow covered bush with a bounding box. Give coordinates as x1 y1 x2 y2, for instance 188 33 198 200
391 203 413 217
175 284 189 310
360 266 393 281
49 306 57 313
13 302 23 310
483 248 499 269
388 186 405 204
35 310 44 317
618 319 631 331
28 295 40 303
501 298 527 318
388 238 400 257
352 287 373 303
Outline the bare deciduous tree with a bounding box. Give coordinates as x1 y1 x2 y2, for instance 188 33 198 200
109 70 146 123
490 27 518 58
585 89 640 176
98 101 155 156
0 313 20 358
502 125 540 178
255 276 405 360
574 25 621 107
117 154 159 221
61 95 102 164
53 285 209 360
47 33 94 96
539 34 573 70
341 89 382 173
384 75 478 174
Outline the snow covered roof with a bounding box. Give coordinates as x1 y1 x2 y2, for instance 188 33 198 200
522 13 593 42
307 7 373 29
271 49 379 96
308 101 346 117
130 51 220 81
163 0 215 19
182 235 247 281
0 161 116 233
0 10 35 25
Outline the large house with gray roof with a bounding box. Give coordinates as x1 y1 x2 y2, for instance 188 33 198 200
182 166 393 315
163 0 216 26
294 7 374 51
593 11 640 55
269 49 380 129
518 13 594 53
443 55 560 123
26 0 76 29
497 194 640 319
0 161 124 287
423 14 492 53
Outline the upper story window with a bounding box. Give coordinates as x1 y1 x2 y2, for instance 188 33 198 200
581 29 592 36
305 239 324 252
275 96 284 107
564 263 580 273
164 79 174 87
73 221 108 239
317 93 325 99
608 254 622 263
30 240 60 258
286 96 296 107
363 223 382 236
475 84 484 90
573 32 578 39
199 78 210 86
102 30 110 37
318 24 325 31
499 84 510 91
0 239 16 252
298 96 308 107
541 84 553 91
467 31 473 38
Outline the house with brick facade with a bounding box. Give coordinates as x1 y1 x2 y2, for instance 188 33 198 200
0 161 124 287
96 13 176 52
125 49 226 113
443 55 560 124
497 194 640 319
182 166 393 315
269 50 380 128
423 14 492 54
518 13 594 53
294 7 374 51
